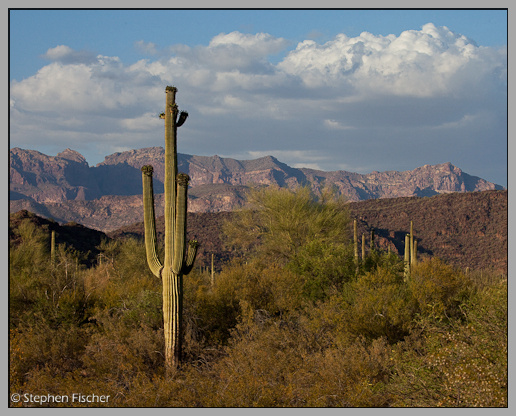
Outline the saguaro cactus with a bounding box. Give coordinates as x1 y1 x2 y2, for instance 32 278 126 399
141 86 199 370
361 234 366 261
412 239 418 266
410 221 414 266
404 233 411 281
211 253 215 287
353 219 359 274
50 230 56 267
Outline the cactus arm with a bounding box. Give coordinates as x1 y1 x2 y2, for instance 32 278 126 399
172 173 189 274
176 111 189 127
182 240 199 275
141 165 163 278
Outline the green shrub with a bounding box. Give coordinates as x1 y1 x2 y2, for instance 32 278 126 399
408 257 472 322
224 186 351 265
344 266 414 343
288 240 355 301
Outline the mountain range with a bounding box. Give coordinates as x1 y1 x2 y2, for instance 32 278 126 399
10 147 504 232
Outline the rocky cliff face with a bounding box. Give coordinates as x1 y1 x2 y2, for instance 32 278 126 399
11 147 503 201
10 147 504 231
10 148 101 202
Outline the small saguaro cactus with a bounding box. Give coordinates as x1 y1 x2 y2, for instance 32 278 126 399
50 230 56 266
410 221 414 266
412 239 418 266
353 219 359 273
211 253 215 287
141 86 199 370
361 233 366 261
404 233 411 281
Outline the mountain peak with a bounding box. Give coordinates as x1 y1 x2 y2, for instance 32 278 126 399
10 147 504 207
56 148 88 165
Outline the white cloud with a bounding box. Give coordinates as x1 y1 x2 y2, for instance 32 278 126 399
9 24 507 186
42 45 97 64
170 31 289 74
278 23 506 98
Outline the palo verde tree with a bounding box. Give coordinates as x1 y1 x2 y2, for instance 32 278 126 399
224 186 354 300
141 86 199 370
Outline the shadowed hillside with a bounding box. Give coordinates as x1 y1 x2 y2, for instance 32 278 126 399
107 190 507 273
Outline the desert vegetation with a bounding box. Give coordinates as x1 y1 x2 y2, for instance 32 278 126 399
9 184 507 407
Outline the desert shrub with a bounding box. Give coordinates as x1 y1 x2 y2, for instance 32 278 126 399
203 308 307 407
83 238 160 312
294 294 350 352
169 300 393 407
343 266 414 343
9 219 49 273
183 258 306 351
299 336 392 407
288 240 356 301
408 257 472 321
387 273 507 407
10 319 91 387
81 312 165 383
364 250 405 275
10 219 91 331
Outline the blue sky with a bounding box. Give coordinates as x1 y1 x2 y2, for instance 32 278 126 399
9 8 508 187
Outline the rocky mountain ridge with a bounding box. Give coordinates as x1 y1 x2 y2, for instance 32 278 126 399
10 147 504 232
11 147 503 202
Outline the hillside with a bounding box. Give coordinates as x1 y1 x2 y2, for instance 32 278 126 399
108 190 507 273
9 189 507 279
9 210 109 266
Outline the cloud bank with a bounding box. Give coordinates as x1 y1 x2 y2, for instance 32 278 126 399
10 23 507 185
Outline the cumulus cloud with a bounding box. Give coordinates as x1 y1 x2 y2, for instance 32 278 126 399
278 23 506 98
9 24 507 185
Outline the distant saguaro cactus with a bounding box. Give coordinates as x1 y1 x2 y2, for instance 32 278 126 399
50 230 56 267
410 221 414 266
141 86 199 370
404 233 410 281
353 219 359 274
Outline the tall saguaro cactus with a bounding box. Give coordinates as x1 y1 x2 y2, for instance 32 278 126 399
353 219 359 274
141 86 199 370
